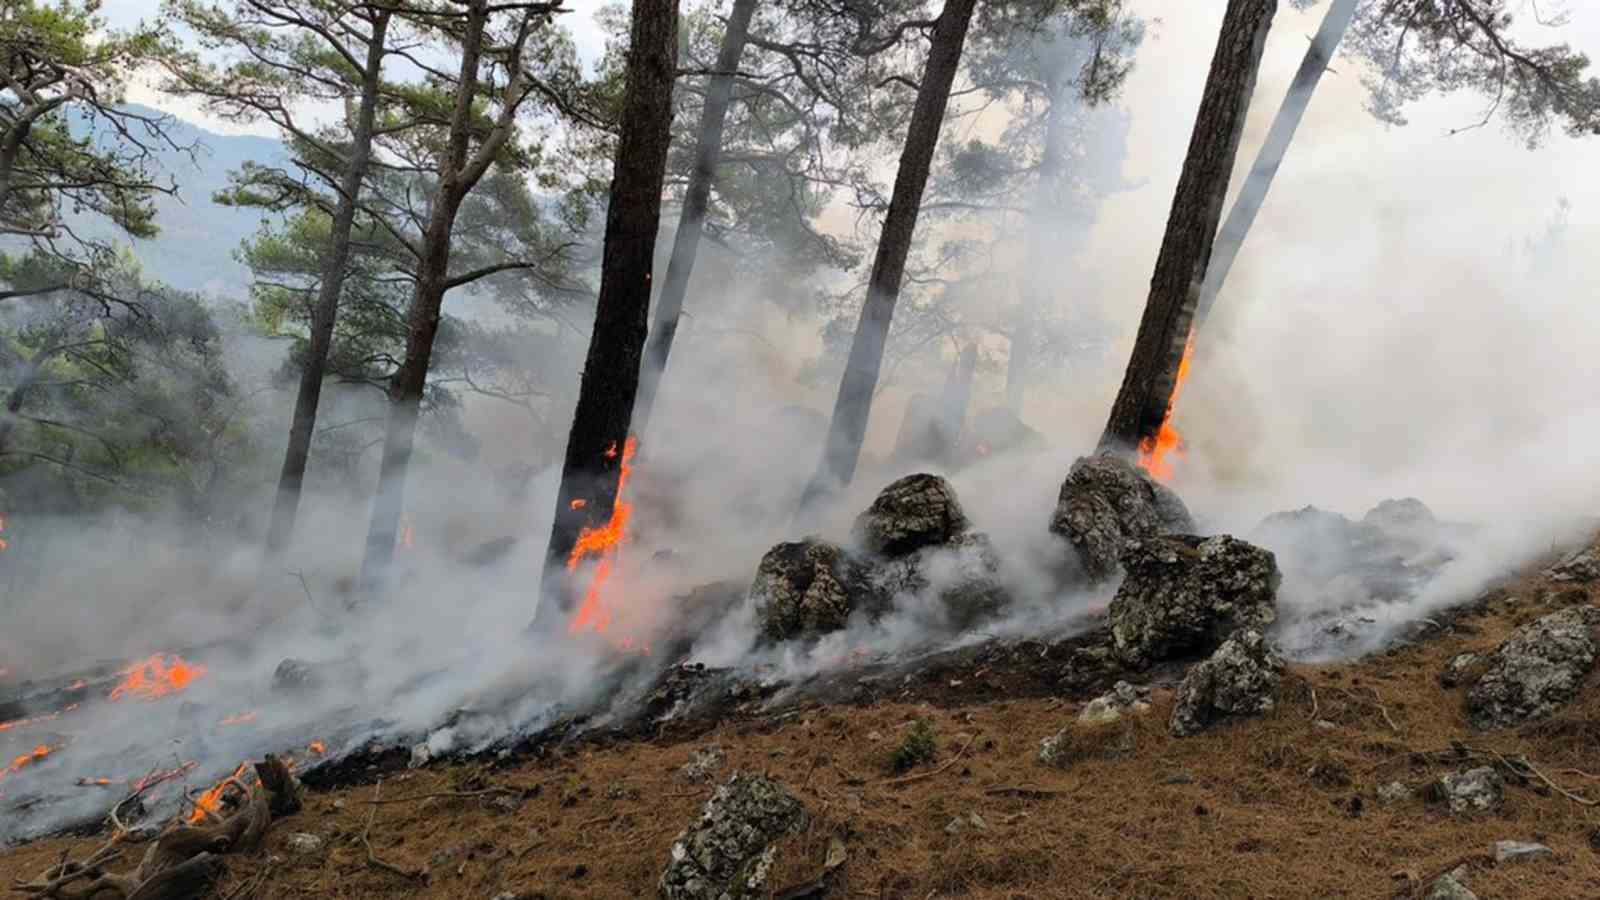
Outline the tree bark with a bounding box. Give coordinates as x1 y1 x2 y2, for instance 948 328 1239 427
540 0 679 612
632 0 757 433
1194 0 1356 328
262 11 392 563
795 0 979 517
1097 0 1276 453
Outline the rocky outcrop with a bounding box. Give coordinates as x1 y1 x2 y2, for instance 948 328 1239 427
1546 546 1600 584
1440 652 1487 689
1077 681 1152 725
1432 767 1503 814
1169 630 1283 737
1109 535 1279 668
1465 605 1600 729
750 540 884 643
659 773 807 900
852 473 971 557
1048 453 1193 581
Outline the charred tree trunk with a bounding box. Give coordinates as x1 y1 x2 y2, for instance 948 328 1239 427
1194 0 1356 328
632 0 757 433
263 12 392 563
540 0 679 612
1097 0 1276 454
795 0 979 517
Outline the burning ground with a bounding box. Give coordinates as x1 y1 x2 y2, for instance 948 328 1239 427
4 450 1600 897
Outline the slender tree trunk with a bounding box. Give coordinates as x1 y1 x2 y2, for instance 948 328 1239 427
541 0 679 612
357 1 492 595
939 341 977 461
1005 61 1073 415
1194 0 1356 328
795 0 979 517
1097 0 1276 453
632 0 757 433
263 11 391 563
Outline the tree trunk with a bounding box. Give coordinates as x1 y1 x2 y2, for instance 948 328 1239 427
795 0 979 517
1097 0 1276 453
632 0 757 433
1005 57 1073 416
357 1 491 595
939 341 977 461
1194 0 1356 328
540 0 679 613
262 11 391 563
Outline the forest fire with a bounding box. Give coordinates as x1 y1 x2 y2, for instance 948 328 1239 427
0 512 8 551
1136 336 1195 482
188 761 249 823
566 436 639 636
108 653 207 701
0 744 54 786
400 513 415 550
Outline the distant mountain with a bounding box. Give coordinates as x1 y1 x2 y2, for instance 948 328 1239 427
73 105 291 298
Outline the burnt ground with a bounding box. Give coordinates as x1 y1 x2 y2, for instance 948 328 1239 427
4 562 1600 898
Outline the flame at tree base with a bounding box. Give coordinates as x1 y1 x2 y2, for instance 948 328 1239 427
564 436 646 649
1136 335 1195 482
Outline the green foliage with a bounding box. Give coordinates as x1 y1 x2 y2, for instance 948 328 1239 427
890 719 938 773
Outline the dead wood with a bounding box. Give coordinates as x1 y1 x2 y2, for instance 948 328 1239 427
254 755 302 818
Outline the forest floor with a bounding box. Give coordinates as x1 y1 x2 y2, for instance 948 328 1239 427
4 556 1600 899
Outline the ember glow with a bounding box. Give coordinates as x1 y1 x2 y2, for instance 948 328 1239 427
399 513 415 550
108 653 207 701
0 512 8 551
188 761 249 823
0 744 54 787
1137 335 1195 482
306 740 326 755
219 712 257 727
566 436 638 635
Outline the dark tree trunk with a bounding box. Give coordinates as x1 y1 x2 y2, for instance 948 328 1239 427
263 12 391 563
1194 0 1356 328
795 0 979 517
1097 0 1276 453
1006 58 1073 416
540 0 679 612
632 0 757 433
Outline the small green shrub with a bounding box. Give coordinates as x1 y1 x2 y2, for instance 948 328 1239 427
890 719 938 773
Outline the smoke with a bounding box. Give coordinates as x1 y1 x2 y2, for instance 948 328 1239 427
5 0 1599 844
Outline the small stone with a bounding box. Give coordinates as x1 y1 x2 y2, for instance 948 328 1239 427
409 743 432 769
1439 652 1484 689
1493 840 1554 864
1425 866 1477 900
1435 767 1504 814
1160 771 1195 785
1077 681 1153 725
967 812 988 831
490 793 522 813
824 837 847 871
866 731 883 741
1313 719 1337 730
331 799 347 811
284 832 323 855
944 816 965 835
680 745 724 783
1376 782 1413 806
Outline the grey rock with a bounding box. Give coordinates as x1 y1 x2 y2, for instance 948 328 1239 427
1169 630 1284 737
681 745 725 783
1111 535 1280 668
943 813 987 835
874 531 1010 629
1425 866 1477 900
1048 453 1193 581
1440 652 1485 689
490 793 522 813
750 539 885 643
852 473 970 557
1493 840 1554 863
659 773 807 900
1547 547 1600 583
1078 681 1153 725
284 832 323 855
408 743 432 769
1465 605 1600 728
1435 767 1504 814
1376 782 1413 806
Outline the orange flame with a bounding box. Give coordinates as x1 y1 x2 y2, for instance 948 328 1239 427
77 777 115 786
569 498 587 510
109 654 207 701
399 513 415 550
307 740 326 755
0 744 54 787
188 762 249 823
1136 336 1195 483
566 437 638 635
0 512 8 552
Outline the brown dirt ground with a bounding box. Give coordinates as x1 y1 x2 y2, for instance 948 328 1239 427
5 567 1600 899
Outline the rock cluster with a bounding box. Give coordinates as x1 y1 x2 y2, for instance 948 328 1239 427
659 774 807 900
1168 630 1284 737
1465 605 1600 729
1432 767 1503 814
1110 536 1280 668
1546 546 1600 584
1048 453 1193 581
752 474 1009 642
